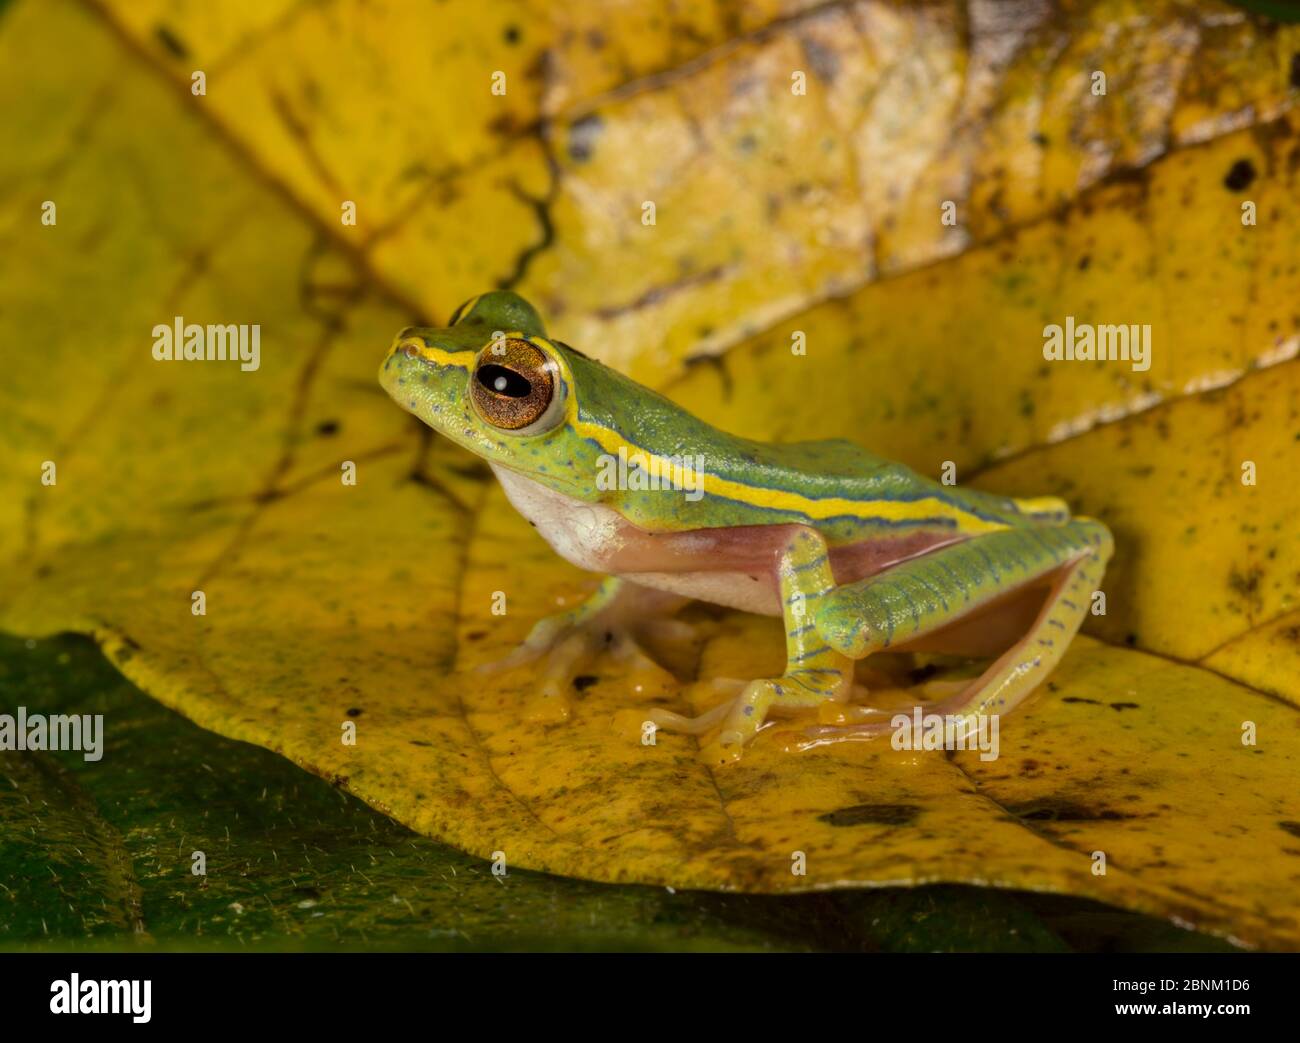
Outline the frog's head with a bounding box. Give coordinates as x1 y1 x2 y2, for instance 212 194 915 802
380 291 609 499
382 291 726 517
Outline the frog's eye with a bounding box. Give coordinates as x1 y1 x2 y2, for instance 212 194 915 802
470 338 563 433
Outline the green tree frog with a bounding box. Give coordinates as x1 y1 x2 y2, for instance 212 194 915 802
380 291 1113 766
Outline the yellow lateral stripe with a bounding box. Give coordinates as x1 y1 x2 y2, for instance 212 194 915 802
407 343 478 368
1012 495 1069 515
408 329 532 369
571 418 1008 531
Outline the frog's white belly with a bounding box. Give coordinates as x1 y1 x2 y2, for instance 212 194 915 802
621 570 776 614
490 464 782 615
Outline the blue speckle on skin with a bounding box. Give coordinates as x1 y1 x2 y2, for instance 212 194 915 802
743 706 754 716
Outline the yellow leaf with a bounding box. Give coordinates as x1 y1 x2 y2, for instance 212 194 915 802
96 1 1299 382
976 363 1300 676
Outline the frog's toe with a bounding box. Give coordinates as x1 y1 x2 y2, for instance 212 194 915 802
795 677 984 746
473 615 571 676
639 619 699 645
809 676 972 726
474 644 542 676
486 619 682 725
814 702 882 725
646 683 741 736
649 678 782 764
522 630 602 723
697 735 745 768
652 669 854 763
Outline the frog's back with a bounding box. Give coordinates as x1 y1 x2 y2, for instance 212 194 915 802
710 435 1068 530
564 349 1068 536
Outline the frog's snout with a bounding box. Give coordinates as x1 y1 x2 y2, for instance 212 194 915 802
378 334 417 396
379 330 425 379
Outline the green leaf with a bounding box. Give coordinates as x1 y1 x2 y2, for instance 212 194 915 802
0 634 1237 952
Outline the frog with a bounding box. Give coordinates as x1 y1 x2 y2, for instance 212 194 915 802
379 290 1113 766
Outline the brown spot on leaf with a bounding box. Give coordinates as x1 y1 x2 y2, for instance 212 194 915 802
1007 798 1133 822
1224 159 1256 191
1228 564 1263 606
818 803 919 827
800 36 839 83
154 24 188 60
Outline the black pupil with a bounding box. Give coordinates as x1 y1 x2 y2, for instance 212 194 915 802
477 364 531 398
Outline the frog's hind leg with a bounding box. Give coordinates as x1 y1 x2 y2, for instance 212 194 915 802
649 527 854 764
801 519 1113 747
477 577 689 724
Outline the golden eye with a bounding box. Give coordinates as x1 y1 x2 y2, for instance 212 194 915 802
470 339 558 431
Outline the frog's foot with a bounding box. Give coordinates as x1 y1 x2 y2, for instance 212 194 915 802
644 678 748 734
651 669 851 767
811 679 970 725
476 578 690 724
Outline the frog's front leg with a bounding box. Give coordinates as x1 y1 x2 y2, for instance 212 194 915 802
479 576 688 723
649 528 854 766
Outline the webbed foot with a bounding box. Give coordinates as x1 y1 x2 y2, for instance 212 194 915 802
651 670 853 766
477 578 689 723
